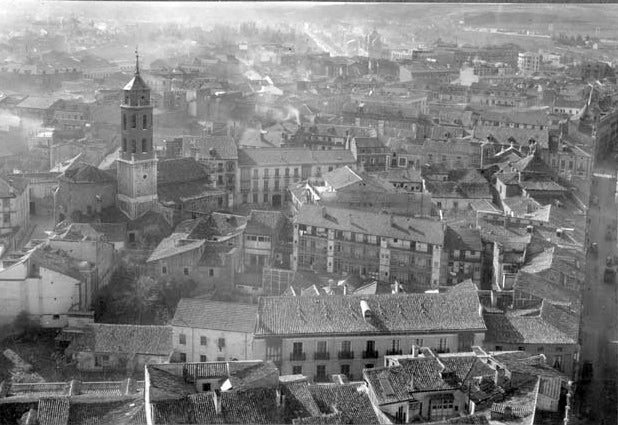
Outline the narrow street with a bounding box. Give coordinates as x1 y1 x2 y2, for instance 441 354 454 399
577 172 618 423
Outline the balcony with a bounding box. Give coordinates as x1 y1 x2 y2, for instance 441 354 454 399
338 351 354 360
362 350 379 359
290 352 306 361
386 349 403 356
314 352 330 360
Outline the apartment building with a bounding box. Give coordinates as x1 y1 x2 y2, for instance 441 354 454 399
253 292 486 381
236 148 356 208
293 204 444 291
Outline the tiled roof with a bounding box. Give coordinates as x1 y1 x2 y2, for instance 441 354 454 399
16 96 58 110
373 167 423 183
308 383 381 424
90 222 127 242
296 205 444 245
510 155 554 175
322 166 362 190
171 298 257 333
148 365 197 401
426 180 492 199
353 137 387 149
502 197 551 222
198 242 235 267
255 292 486 337
185 213 247 240
540 301 579 341
281 379 322 420
246 210 285 235
483 312 576 345
29 246 87 281
491 352 568 381
226 361 279 390
89 324 173 356
158 180 224 205
186 135 238 160
445 226 482 252
238 148 355 167
38 397 70 425
520 180 566 192
157 158 209 185
61 162 116 183
147 233 204 262
474 126 548 149
514 272 580 306
221 387 280 424
152 394 221 424
478 109 549 127
423 138 481 155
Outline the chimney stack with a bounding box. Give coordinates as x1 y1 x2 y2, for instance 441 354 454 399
214 392 222 415
69 379 81 396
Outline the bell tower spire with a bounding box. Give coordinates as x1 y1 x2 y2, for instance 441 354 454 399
135 46 140 75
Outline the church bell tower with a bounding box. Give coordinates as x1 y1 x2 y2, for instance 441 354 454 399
116 48 158 220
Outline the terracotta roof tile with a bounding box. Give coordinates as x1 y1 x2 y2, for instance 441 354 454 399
256 292 486 337
308 383 381 424
157 158 209 185
238 148 355 167
90 324 173 356
483 312 576 345
221 387 280 424
296 205 444 245
37 397 70 425
171 299 257 333
61 162 116 184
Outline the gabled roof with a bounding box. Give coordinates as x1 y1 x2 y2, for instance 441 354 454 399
296 205 444 245
255 292 486 337
307 384 381 424
171 299 257 333
16 96 58 110
322 166 363 191
157 157 209 185
147 233 204 262
185 135 238 160
246 210 285 235
89 324 173 356
183 213 247 240
483 312 577 345
352 137 387 149
444 226 482 252
61 162 116 184
0 175 28 197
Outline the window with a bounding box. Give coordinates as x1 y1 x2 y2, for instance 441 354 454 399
200 355 207 363
317 341 327 353
179 353 187 362
285 168 290 177
123 114 127 130
518 346 525 351
218 338 225 350
253 193 258 203
316 365 326 378
292 366 302 375
122 138 127 151
209 269 214 277
183 267 189 276
131 139 137 153
341 341 351 352
365 364 374 369
495 345 503 351
179 334 186 345
202 382 211 391
131 114 136 128
294 168 299 177
253 169 258 178
162 265 167 274
414 338 423 347
263 194 269 203
52 314 60 320
263 168 269 177
340 364 350 377
143 114 147 129
438 338 447 352
200 336 207 346
391 339 400 351
217 356 225 361
293 342 303 354
274 168 279 177
537 346 545 352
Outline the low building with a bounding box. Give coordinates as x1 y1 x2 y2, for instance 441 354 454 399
64 323 173 373
244 210 291 272
181 134 238 195
253 291 487 381
293 204 444 290
425 169 493 213
518 52 541 74
422 138 484 169
171 298 257 362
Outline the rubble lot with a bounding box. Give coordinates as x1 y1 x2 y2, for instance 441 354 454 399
1 332 138 383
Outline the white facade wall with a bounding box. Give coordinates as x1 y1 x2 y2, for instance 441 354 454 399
172 325 254 363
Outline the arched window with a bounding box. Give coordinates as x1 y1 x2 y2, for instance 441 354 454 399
131 140 137 153
122 138 127 152
123 114 126 130
131 114 137 128
142 138 147 153
143 115 147 129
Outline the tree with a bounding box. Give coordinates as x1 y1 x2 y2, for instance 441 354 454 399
121 275 158 325
12 311 42 342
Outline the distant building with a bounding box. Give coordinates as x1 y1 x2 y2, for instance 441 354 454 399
443 225 483 286
0 176 29 239
518 52 541 74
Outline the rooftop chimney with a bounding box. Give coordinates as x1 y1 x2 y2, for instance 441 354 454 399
214 392 222 415
68 379 81 396
360 300 372 320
